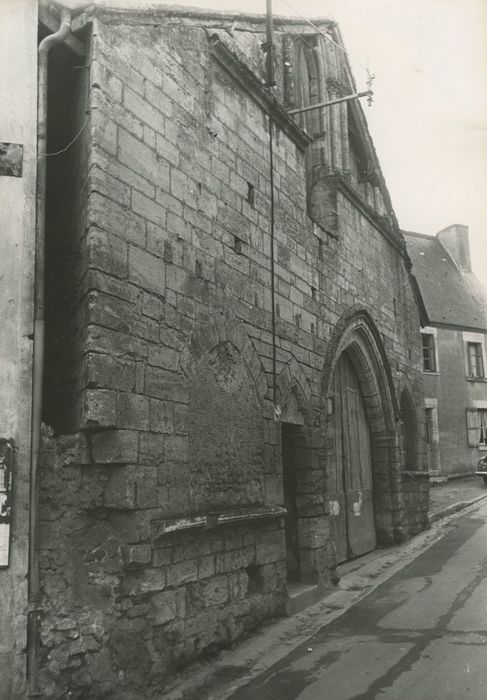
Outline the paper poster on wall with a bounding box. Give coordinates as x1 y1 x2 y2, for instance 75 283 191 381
0 439 13 568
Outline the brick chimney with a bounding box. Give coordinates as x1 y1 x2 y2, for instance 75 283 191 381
437 224 472 272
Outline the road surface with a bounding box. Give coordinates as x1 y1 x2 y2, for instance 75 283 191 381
228 501 487 700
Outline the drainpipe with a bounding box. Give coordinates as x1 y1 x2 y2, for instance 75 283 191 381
27 9 71 696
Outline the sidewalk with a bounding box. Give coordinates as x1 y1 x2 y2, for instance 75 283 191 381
161 476 487 700
428 474 487 523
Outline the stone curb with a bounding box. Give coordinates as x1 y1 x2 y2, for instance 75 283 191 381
428 492 487 525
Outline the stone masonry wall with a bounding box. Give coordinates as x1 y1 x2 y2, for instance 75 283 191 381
38 12 426 698
401 471 430 536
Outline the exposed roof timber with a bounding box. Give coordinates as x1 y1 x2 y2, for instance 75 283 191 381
39 7 86 56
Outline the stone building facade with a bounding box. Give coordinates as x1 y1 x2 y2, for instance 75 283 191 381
23 4 430 698
404 225 487 478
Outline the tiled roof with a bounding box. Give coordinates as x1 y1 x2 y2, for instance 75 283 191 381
403 231 487 330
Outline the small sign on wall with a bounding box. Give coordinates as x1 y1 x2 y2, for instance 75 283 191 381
0 439 14 567
0 143 23 177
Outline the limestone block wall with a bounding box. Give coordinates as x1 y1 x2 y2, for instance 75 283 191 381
401 471 430 535
37 11 427 697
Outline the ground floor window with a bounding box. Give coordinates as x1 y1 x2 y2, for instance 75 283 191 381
466 408 487 447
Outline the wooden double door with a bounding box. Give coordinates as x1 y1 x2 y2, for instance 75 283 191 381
328 353 376 563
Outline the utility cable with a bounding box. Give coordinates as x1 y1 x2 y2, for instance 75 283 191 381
276 0 375 86
38 113 90 157
25 113 91 159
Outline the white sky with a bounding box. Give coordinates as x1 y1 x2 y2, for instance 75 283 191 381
74 0 487 283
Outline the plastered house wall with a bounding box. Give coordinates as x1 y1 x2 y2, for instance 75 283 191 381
0 1 37 697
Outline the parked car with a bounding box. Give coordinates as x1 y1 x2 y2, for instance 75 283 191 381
476 455 487 485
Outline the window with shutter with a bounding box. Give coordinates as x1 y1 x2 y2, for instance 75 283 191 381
466 408 487 446
467 342 485 378
480 410 487 445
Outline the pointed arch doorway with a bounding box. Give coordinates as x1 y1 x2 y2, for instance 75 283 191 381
328 352 376 563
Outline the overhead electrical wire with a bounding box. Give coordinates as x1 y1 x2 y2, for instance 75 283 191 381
39 113 90 157
275 0 375 88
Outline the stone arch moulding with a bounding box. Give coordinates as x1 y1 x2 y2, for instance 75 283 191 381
321 306 402 545
398 385 419 472
178 314 269 408
277 356 313 424
321 306 399 431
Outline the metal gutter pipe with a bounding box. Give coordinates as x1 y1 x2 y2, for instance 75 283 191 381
27 9 72 696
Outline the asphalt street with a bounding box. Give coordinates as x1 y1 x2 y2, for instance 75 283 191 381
227 501 487 700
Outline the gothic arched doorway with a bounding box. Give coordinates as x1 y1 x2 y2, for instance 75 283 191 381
328 351 376 562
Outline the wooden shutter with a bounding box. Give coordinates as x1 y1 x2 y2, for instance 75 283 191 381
466 408 480 447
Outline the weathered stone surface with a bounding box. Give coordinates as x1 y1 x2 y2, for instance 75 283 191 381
83 388 117 429
86 226 128 280
152 589 177 624
122 543 151 569
116 392 150 431
128 244 166 296
84 352 137 391
89 429 139 464
35 13 427 700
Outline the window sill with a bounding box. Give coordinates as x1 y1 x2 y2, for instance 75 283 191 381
423 370 440 376
466 376 487 383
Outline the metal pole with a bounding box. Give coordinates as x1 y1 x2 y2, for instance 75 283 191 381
288 90 373 115
265 0 276 87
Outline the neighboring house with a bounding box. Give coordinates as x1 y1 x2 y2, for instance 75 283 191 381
0 2 430 697
404 225 487 478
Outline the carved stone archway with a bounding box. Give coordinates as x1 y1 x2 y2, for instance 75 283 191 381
321 307 402 549
179 315 269 407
